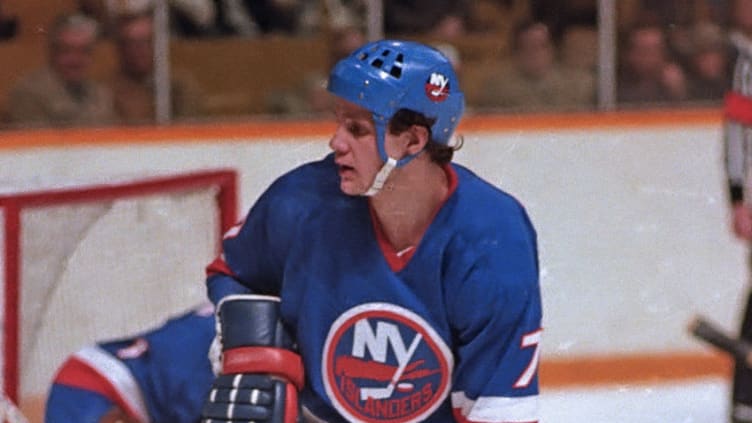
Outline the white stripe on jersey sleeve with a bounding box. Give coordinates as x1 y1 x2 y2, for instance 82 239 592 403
451 391 538 423
74 345 151 422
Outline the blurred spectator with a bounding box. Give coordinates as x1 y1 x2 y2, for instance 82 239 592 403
109 11 203 124
685 21 730 101
617 22 689 105
6 13 114 127
627 3 728 81
0 0 18 40
79 0 217 37
475 20 595 112
383 0 469 37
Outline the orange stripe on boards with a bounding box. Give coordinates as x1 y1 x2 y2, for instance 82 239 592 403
0 108 723 151
540 352 732 388
461 107 722 132
0 120 337 150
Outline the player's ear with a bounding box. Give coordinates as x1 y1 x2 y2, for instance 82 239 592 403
404 124 429 155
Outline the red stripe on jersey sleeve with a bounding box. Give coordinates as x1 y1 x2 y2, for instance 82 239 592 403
55 357 113 395
53 357 141 420
206 256 235 277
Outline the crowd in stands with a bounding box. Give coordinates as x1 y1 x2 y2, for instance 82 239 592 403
109 11 203 123
472 19 596 112
4 7 203 128
0 0 745 130
6 13 115 127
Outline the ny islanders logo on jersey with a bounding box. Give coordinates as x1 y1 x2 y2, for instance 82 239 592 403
322 303 453 423
424 72 450 103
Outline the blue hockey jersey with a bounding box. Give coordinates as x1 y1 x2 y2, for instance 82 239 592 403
207 154 542 423
45 303 216 423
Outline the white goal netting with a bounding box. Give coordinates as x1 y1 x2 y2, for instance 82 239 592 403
0 170 237 421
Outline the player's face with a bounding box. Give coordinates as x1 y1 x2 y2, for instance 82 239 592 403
329 98 383 195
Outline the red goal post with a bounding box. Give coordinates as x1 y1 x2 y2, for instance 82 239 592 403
0 169 237 416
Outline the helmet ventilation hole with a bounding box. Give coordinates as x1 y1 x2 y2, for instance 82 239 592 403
390 54 404 78
368 50 404 78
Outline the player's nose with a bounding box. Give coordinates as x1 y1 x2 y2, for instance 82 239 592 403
328 128 349 153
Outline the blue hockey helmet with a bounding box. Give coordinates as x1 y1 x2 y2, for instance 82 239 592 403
328 40 465 165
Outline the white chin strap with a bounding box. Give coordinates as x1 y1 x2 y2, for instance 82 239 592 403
363 157 397 196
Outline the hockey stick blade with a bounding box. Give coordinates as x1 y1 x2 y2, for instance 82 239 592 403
688 315 752 367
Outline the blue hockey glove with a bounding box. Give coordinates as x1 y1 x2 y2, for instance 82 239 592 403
201 295 303 423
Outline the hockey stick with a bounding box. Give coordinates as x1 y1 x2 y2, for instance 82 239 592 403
0 391 29 423
688 315 752 367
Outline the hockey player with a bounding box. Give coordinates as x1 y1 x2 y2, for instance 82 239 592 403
45 303 216 423
202 39 542 422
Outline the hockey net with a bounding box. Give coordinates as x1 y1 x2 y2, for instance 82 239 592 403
0 170 237 422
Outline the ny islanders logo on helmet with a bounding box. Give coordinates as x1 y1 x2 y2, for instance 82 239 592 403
322 303 452 423
425 72 450 103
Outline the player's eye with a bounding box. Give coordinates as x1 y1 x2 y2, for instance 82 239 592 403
347 121 371 137
347 123 361 135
